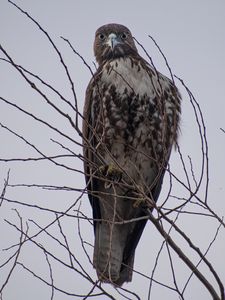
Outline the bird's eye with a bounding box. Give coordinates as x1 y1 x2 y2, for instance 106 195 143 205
99 33 105 41
120 32 128 40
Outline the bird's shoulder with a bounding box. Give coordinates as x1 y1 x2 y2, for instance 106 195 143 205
87 55 179 100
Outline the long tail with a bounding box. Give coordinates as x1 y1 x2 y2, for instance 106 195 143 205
93 199 147 286
93 220 134 285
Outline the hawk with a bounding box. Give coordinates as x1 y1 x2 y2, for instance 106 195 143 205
83 23 181 286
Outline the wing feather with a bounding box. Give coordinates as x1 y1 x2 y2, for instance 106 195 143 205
83 79 101 232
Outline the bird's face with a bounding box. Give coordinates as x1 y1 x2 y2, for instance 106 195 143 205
94 23 138 65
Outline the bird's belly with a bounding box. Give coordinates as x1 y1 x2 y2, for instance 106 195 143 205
104 131 157 188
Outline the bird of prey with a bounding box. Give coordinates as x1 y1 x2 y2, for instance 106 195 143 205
82 23 181 286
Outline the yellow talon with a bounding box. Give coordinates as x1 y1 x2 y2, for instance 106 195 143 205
98 164 122 188
106 164 121 179
133 197 145 207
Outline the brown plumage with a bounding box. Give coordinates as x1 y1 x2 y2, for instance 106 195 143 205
83 23 181 286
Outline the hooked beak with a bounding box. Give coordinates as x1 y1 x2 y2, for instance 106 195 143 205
106 33 120 50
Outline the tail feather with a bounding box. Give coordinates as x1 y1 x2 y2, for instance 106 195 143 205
92 185 148 286
93 222 128 283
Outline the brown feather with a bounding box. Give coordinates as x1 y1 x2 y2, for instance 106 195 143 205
82 23 181 286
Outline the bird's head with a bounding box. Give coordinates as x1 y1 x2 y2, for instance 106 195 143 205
94 23 138 65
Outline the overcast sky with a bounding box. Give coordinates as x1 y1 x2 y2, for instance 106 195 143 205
1 1 225 300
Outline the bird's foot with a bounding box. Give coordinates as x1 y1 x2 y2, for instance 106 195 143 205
132 185 146 207
99 164 123 188
133 197 146 207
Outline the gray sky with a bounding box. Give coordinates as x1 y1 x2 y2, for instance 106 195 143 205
1 1 225 299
